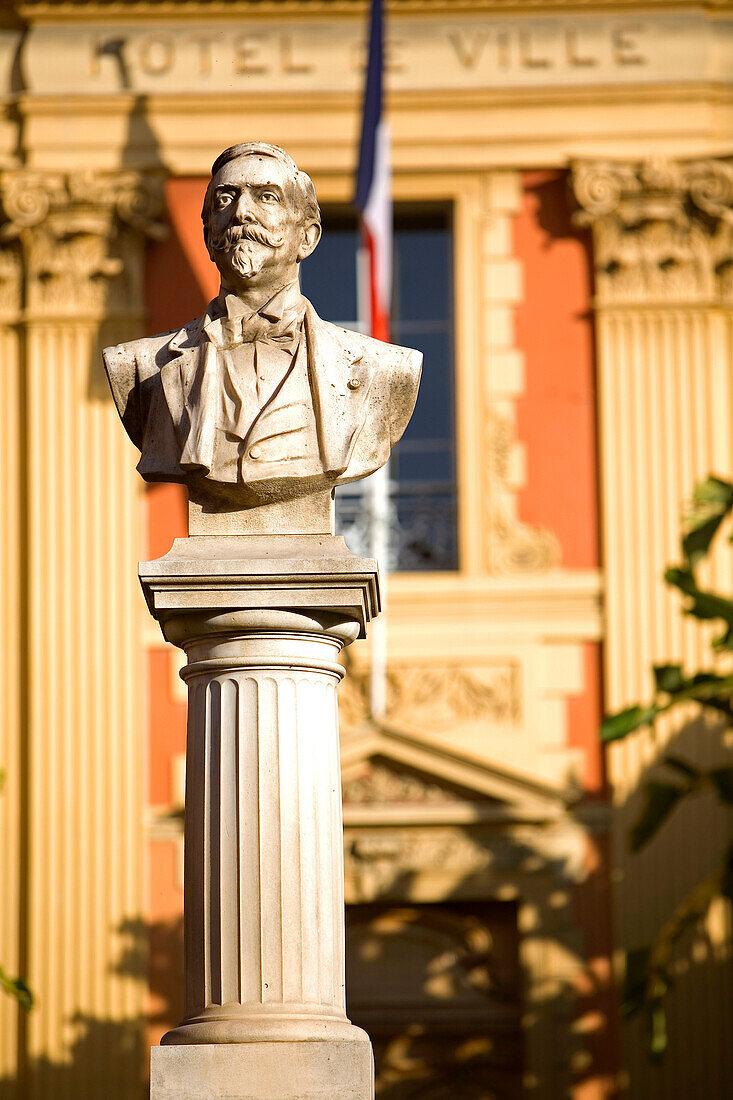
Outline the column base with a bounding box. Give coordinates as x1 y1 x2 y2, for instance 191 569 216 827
161 1011 366 1045
150 1036 375 1100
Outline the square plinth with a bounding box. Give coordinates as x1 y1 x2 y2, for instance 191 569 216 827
150 1040 374 1100
139 534 380 639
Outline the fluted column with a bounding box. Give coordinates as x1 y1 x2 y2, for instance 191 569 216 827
142 536 377 1098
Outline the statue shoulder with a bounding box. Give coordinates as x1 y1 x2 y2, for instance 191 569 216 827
315 315 422 375
102 317 202 449
314 317 422 450
102 322 194 378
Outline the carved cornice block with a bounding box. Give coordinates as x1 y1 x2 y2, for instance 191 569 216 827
139 534 380 641
571 156 733 303
0 167 165 318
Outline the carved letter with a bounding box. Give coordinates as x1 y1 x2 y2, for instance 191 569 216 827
565 26 598 67
233 35 268 75
612 23 647 66
519 30 552 69
496 30 511 69
137 35 175 76
279 35 313 74
191 34 216 77
448 30 489 69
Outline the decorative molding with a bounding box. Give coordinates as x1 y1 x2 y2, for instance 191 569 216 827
342 758 481 806
484 408 561 574
340 723 580 813
343 821 588 904
571 156 733 303
0 168 166 318
338 661 521 735
17 0 724 19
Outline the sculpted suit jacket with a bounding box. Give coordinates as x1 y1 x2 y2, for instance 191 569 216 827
103 297 422 498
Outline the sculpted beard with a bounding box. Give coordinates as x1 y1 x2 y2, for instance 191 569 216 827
209 223 286 279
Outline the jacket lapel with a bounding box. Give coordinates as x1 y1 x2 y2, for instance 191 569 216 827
159 316 214 467
304 302 375 476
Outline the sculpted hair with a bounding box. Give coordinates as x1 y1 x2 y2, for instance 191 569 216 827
201 142 321 250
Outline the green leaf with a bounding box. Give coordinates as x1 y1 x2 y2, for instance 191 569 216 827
630 781 687 852
0 965 33 1011
682 476 733 566
653 664 685 694
662 756 700 781
665 568 733 627
709 767 733 804
601 705 658 742
683 516 724 567
649 1002 668 1059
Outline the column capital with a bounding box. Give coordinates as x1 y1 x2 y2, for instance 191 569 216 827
570 156 733 304
0 166 166 319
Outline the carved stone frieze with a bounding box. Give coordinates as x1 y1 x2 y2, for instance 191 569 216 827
484 408 560 574
0 168 166 318
343 822 587 904
571 157 733 303
338 660 521 735
342 759 473 805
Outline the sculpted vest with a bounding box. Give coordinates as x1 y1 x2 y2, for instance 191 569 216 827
102 299 422 501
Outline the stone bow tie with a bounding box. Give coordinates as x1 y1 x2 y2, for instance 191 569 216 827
207 312 298 351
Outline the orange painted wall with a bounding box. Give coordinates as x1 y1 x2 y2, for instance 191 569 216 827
513 170 599 571
513 173 616 1094
514 170 606 797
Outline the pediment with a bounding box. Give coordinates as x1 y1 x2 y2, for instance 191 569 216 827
341 722 577 821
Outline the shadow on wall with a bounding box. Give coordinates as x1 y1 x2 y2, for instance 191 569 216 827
343 817 612 1100
608 711 733 1099
0 915 182 1100
0 761 729 1100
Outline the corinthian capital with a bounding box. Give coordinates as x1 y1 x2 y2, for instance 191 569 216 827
571 157 733 303
0 168 166 318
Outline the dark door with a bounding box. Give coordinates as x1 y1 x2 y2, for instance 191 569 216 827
346 901 524 1099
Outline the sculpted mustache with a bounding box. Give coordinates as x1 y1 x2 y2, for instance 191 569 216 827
212 224 285 250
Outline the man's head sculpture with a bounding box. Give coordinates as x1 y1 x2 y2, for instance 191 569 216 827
202 142 322 292
103 142 421 533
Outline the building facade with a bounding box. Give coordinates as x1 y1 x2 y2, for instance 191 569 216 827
0 2 731 1098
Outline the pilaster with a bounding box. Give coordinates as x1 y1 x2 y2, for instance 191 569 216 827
479 170 559 575
572 155 733 732
0 167 164 1097
0 228 22 1083
572 155 733 1097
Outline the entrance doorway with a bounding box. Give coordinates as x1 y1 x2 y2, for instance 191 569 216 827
346 901 524 1098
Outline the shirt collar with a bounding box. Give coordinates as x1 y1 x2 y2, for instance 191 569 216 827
207 279 304 327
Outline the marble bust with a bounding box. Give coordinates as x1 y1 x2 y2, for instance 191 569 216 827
103 142 421 519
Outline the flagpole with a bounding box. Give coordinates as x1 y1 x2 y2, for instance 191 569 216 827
355 0 391 722
357 242 390 721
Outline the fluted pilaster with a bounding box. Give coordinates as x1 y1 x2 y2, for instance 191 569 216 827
0 167 165 1096
571 156 733 1099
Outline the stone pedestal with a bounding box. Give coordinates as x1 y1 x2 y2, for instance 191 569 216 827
150 1040 374 1100
140 534 378 1099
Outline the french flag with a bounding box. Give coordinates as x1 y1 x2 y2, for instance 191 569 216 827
354 0 391 343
